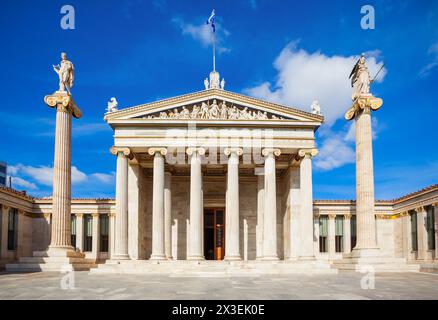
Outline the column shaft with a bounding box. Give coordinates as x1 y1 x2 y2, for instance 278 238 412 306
151 151 166 260
225 150 241 260
49 107 73 250
262 151 279 260
434 205 438 260
188 149 204 260
416 208 428 260
343 215 352 254
91 214 100 260
354 107 378 250
256 175 264 259
299 154 316 259
114 152 129 259
76 214 84 252
164 172 172 260
328 215 336 258
0 206 9 259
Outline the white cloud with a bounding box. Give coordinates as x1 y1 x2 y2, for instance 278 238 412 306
172 17 231 54
244 42 386 171
419 41 438 77
91 172 115 184
244 42 386 125
9 176 38 190
10 164 87 186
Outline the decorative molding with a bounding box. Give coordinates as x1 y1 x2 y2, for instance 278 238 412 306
262 148 281 157
186 147 206 156
147 147 168 156
224 147 243 157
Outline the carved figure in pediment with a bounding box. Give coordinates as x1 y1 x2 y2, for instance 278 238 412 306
171 108 180 119
220 101 228 119
200 102 209 119
209 99 219 119
159 112 168 119
228 106 238 120
191 104 200 119
180 106 190 119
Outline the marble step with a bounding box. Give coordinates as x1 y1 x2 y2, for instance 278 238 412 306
6 262 97 272
19 256 96 264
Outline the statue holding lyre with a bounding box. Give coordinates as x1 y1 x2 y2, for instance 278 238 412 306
53 52 74 94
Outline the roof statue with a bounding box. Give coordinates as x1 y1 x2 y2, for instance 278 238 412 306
106 97 119 113
310 100 321 115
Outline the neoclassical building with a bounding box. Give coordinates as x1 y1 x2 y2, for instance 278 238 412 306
1 71 437 274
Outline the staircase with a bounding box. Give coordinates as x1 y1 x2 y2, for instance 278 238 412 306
5 250 97 272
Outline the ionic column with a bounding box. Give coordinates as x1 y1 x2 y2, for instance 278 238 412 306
256 174 264 260
353 106 378 253
109 212 116 259
297 148 318 259
187 147 205 260
261 148 281 260
110 147 131 259
416 207 428 260
148 148 167 261
403 212 413 259
328 214 336 258
224 148 243 261
44 93 81 253
75 213 84 252
164 172 173 260
91 213 100 260
434 203 438 260
343 214 352 254
1 205 9 259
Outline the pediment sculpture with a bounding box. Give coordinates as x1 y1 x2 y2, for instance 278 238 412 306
143 99 285 120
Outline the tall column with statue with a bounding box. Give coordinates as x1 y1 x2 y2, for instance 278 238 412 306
45 52 82 255
345 54 383 257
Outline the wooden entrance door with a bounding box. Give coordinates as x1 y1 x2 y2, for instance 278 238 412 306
204 208 225 260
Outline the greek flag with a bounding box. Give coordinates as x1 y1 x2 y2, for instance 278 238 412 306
206 9 216 33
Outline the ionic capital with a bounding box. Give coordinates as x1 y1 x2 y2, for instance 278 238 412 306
44 93 82 119
433 202 438 208
344 213 352 220
186 147 206 156
75 213 83 218
91 213 99 218
43 213 51 219
313 213 320 219
110 146 132 157
224 147 243 157
415 206 425 213
2 205 9 210
328 214 337 220
148 147 168 156
399 211 409 217
297 148 318 159
262 148 281 157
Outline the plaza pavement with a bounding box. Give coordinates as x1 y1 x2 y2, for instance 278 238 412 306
0 271 437 300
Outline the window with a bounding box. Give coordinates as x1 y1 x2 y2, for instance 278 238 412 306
335 216 344 253
7 208 18 250
351 215 357 250
319 216 328 253
410 211 418 252
426 206 436 251
71 215 76 248
100 214 109 253
84 214 93 252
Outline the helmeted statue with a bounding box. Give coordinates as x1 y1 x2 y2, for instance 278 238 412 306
53 52 74 94
349 54 372 101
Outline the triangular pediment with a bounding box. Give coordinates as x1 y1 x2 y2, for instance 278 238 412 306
104 89 323 123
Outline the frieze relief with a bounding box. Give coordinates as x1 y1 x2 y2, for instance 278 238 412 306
140 99 286 121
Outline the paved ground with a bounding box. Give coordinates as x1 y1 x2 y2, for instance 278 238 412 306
0 271 438 300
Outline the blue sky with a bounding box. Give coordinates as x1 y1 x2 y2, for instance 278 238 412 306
0 0 437 200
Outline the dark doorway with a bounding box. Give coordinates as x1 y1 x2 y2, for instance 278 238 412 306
204 208 225 260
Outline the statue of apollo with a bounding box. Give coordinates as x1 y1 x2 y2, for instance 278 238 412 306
53 52 74 94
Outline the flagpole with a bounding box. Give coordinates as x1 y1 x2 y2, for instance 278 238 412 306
213 27 216 72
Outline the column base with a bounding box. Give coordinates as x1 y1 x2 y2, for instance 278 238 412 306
348 247 382 259
224 255 242 261
47 246 75 257
150 254 167 261
298 255 316 261
261 255 279 261
111 254 130 260
187 255 205 261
